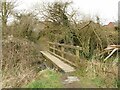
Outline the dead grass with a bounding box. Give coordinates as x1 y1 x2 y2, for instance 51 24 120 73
72 59 118 88
86 60 118 88
2 36 44 88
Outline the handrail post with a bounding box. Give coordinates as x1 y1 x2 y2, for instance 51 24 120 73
48 42 50 51
61 46 64 58
75 46 80 67
76 46 80 58
53 44 55 54
48 43 49 51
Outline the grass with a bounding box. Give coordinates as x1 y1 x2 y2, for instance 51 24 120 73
72 68 98 88
91 77 105 87
73 69 104 88
72 63 117 88
117 79 120 88
25 69 63 88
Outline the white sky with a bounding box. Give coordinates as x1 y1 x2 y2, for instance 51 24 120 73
15 0 119 25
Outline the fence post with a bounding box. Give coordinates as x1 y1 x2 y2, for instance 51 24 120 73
61 46 64 58
76 46 80 58
48 42 50 51
75 46 80 67
53 44 55 54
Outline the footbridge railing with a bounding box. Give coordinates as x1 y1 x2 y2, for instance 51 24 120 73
48 42 82 67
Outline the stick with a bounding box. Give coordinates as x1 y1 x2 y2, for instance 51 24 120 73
104 48 118 61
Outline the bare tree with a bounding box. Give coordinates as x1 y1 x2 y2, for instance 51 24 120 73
1 0 17 31
37 1 73 26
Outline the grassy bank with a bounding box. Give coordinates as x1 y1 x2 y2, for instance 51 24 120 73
26 69 63 88
72 60 118 88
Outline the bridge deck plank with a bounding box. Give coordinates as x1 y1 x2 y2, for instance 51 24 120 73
40 51 75 72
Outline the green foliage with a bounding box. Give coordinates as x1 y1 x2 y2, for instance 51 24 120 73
91 77 105 87
26 69 63 88
117 79 120 88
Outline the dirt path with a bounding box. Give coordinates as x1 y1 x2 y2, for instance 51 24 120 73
60 73 81 88
60 72 99 88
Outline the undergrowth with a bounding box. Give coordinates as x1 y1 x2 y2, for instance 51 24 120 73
72 59 118 88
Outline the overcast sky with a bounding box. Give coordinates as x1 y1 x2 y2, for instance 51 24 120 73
15 0 119 25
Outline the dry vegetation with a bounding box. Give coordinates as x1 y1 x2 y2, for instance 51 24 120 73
1 0 119 88
2 36 45 87
86 60 118 87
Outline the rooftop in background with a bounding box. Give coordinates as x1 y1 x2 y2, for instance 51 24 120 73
103 22 118 29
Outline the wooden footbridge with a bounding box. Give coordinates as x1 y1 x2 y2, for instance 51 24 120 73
40 42 119 73
40 42 82 73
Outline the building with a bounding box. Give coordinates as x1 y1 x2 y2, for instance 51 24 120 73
104 22 118 30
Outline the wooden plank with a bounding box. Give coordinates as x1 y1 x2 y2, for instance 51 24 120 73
40 51 75 72
48 51 77 67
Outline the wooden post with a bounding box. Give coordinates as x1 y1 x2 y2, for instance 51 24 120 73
76 46 80 58
75 46 80 67
48 43 50 51
61 46 64 58
53 44 55 54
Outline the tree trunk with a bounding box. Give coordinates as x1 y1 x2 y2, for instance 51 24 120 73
2 0 7 31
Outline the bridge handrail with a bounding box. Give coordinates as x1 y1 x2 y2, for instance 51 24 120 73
48 41 82 60
48 42 82 50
